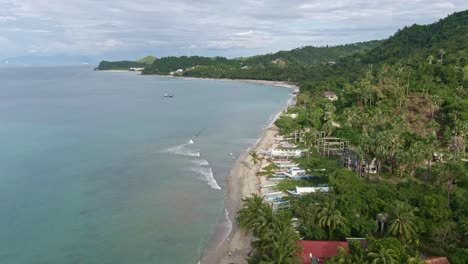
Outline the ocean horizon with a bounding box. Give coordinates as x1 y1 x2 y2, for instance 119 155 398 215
0 66 292 264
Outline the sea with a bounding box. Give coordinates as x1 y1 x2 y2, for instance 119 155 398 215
0 66 292 264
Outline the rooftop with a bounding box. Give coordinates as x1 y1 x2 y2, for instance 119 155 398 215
299 240 349 264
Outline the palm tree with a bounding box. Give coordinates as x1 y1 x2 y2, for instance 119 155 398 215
439 49 446 64
237 194 273 236
430 95 442 121
303 131 315 160
258 213 302 264
327 247 351 264
317 199 346 238
376 213 390 235
368 245 399 264
427 55 434 65
249 151 262 166
387 202 417 243
407 255 425 264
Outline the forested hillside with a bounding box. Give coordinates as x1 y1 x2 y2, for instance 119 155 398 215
243 10 467 264
96 40 381 73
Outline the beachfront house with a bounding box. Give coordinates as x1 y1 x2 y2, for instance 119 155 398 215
323 91 338 101
170 69 184 75
129 67 145 71
299 240 349 264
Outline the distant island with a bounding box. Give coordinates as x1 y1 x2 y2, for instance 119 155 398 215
100 10 468 264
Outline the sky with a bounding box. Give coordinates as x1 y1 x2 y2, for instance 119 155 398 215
1 0 467 61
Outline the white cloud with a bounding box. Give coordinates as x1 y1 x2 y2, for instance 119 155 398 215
0 0 467 59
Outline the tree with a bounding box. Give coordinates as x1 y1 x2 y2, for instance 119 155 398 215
317 199 346 239
327 247 352 264
237 194 273 236
368 245 399 264
249 151 262 166
258 213 302 264
376 213 390 235
387 202 418 243
427 55 435 65
439 49 446 64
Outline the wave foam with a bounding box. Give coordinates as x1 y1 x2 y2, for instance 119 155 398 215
190 166 221 190
164 141 200 157
191 159 210 166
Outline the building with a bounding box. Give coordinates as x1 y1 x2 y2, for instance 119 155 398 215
288 186 330 196
299 241 349 264
324 91 338 101
425 257 451 264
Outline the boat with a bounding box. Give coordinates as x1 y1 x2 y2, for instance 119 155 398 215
163 94 174 98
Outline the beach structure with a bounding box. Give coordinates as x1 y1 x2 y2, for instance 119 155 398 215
170 69 184 75
288 129 310 144
340 147 359 172
323 91 338 101
288 186 330 196
315 132 349 156
364 158 377 174
341 147 378 175
129 67 144 71
299 240 349 264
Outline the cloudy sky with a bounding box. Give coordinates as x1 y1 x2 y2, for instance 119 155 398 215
1 0 467 61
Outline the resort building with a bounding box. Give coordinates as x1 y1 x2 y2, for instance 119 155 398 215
299 240 349 264
324 91 338 101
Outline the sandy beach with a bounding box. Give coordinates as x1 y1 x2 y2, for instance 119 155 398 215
200 83 297 263
143 74 299 90
200 125 281 264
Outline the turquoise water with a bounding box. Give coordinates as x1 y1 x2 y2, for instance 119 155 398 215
0 66 292 264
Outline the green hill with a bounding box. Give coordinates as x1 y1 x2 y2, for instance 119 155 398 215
136 56 157 64
97 40 382 72
96 60 148 70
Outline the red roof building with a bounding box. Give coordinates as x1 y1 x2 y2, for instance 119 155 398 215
425 257 451 264
299 240 349 264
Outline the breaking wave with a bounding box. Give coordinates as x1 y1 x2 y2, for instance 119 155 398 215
191 159 210 166
164 140 200 157
189 166 221 190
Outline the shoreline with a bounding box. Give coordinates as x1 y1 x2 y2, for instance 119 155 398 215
96 69 297 263
199 125 283 264
96 70 299 90
200 97 296 264
160 75 299 90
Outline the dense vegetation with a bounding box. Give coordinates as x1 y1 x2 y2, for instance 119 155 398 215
96 60 148 70
140 40 382 77
136 56 157 64
96 40 381 74
96 56 156 70
239 10 468 264
96 10 467 263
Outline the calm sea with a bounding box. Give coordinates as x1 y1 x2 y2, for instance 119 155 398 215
0 66 292 264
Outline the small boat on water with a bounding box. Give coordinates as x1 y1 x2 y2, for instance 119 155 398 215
163 94 174 98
